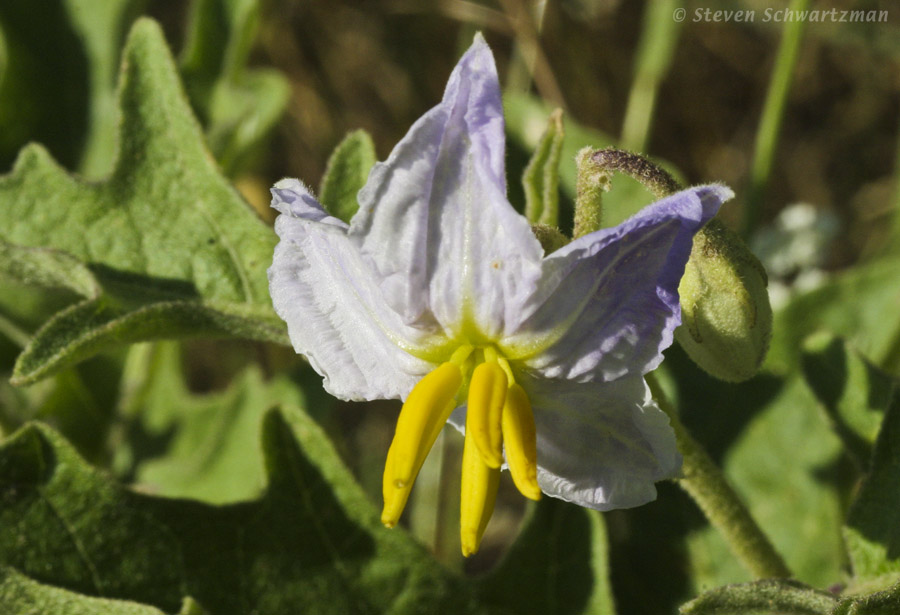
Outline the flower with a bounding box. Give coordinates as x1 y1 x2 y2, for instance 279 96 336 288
268 34 733 556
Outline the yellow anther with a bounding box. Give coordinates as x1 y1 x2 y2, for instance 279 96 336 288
501 383 542 501
382 362 462 528
466 361 508 468
460 429 500 557
381 443 408 528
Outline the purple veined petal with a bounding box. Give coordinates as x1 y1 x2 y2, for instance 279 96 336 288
505 185 733 382
268 179 438 401
350 34 544 340
520 374 681 510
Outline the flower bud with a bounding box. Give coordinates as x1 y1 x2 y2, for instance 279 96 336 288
675 219 773 382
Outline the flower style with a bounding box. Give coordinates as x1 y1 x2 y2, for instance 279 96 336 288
268 35 733 556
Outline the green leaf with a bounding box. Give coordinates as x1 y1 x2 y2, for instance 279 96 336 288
835 581 900 615
0 19 287 385
0 363 114 461
0 240 99 299
125 343 305 504
844 389 900 588
0 567 168 615
318 130 377 223
478 500 616 615
665 347 846 590
767 257 900 375
801 333 895 468
679 579 836 615
522 108 564 226
0 407 491 615
0 0 139 176
180 0 290 174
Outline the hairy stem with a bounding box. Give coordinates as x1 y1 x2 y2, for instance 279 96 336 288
647 373 792 579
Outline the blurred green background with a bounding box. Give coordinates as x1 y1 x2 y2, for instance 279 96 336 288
2 0 898 255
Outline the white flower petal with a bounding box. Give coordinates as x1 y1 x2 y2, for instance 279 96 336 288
521 375 681 510
268 179 436 401
350 34 543 339
506 185 732 382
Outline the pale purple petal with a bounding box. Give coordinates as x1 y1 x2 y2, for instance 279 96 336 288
522 375 681 510
268 179 438 401
350 34 543 339
505 185 733 382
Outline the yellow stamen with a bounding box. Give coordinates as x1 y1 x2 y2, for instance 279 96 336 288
381 362 462 527
460 429 500 557
501 383 542 500
466 361 507 468
381 442 406 527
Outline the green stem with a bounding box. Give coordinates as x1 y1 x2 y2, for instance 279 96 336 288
647 373 792 579
620 0 682 153
743 0 810 237
433 429 463 568
0 312 30 349
573 148 606 238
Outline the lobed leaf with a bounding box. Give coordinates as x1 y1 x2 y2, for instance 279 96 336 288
0 405 490 614
0 18 287 386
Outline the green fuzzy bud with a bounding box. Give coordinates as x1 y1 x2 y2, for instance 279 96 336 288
531 223 569 254
676 219 773 382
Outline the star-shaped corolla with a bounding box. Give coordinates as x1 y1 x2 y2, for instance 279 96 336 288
268 35 732 556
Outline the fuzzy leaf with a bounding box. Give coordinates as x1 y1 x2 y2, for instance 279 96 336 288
522 108 564 226
0 407 491 615
679 579 836 615
318 130 377 223
0 240 99 299
0 19 287 386
835 582 900 615
0 567 169 615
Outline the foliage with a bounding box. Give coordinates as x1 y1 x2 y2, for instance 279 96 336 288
2 1 900 614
